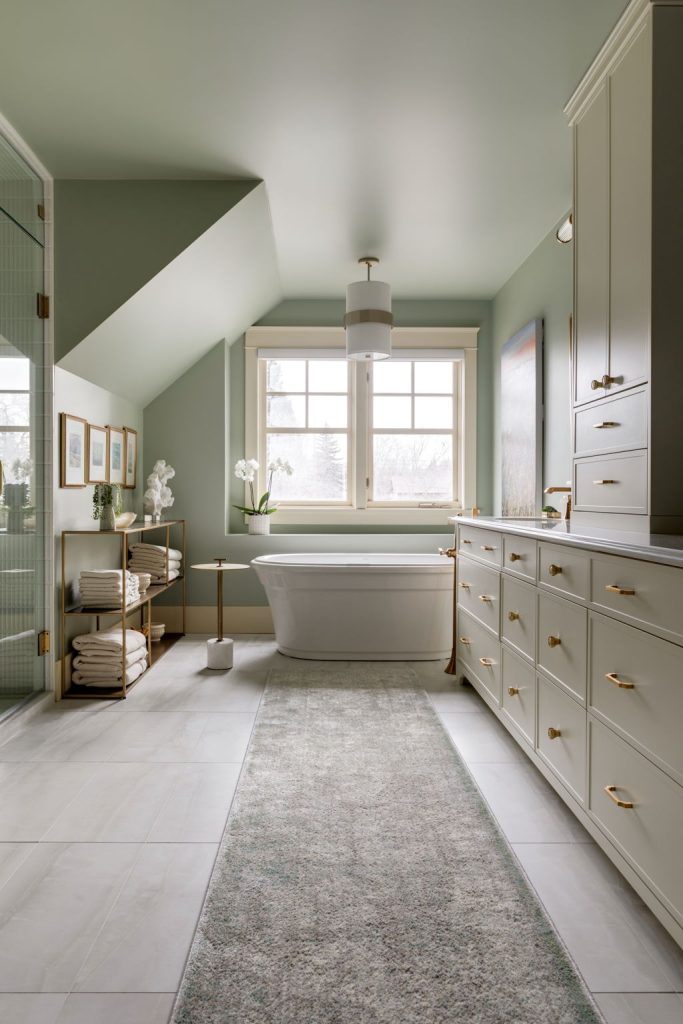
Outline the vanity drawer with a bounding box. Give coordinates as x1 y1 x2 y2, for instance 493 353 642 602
456 556 500 638
503 534 537 582
456 608 501 706
589 717 683 927
591 553 683 645
574 388 647 458
458 525 502 568
574 450 648 513
589 612 683 784
537 674 587 803
501 575 536 662
538 542 589 601
502 646 535 746
537 591 587 703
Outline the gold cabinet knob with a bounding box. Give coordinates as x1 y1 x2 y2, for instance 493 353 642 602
507 686 520 696
547 727 562 740
479 657 494 667
462 539 472 545
590 378 604 390
509 552 522 562
458 581 470 589
547 635 561 648
548 563 562 576
507 610 520 621
459 637 472 646
478 594 492 603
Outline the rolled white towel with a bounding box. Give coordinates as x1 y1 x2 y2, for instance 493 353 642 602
72 659 148 687
72 628 147 655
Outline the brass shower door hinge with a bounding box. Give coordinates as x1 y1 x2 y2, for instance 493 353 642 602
38 631 50 656
36 293 50 319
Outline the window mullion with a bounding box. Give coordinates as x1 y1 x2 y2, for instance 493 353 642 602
354 363 368 509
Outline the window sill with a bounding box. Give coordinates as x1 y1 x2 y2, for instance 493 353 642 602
249 507 460 527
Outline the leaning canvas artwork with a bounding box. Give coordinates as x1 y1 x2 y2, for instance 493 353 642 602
501 319 543 518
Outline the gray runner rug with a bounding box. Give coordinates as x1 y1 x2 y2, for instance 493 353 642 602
173 665 602 1024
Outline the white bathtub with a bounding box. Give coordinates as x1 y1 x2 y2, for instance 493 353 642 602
251 553 453 660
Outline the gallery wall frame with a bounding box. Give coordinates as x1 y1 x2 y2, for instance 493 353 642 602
123 426 137 489
107 426 125 486
86 423 108 484
60 413 87 488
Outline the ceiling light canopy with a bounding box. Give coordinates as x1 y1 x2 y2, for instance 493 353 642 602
556 213 573 244
344 257 393 360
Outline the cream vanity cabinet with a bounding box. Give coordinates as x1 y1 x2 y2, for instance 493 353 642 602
454 519 683 949
567 0 683 533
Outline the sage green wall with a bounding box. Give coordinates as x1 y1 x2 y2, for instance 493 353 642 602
54 179 256 361
491 221 573 515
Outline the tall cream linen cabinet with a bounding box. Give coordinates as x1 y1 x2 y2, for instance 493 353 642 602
566 0 683 534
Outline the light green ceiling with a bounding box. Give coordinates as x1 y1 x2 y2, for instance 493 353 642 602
0 0 629 298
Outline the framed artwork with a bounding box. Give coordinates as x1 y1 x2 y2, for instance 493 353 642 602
87 423 109 484
124 427 138 488
501 319 543 518
107 426 125 485
60 413 87 487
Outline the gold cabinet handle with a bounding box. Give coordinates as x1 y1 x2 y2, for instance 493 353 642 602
507 686 519 696
458 581 470 589
509 552 522 562
547 635 561 648
604 784 634 809
590 378 604 390
507 610 520 621
593 421 619 429
593 479 617 485
479 657 494 667
591 374 619 390
438 546 456 559
459 637 472 645
481 545 495 552
605 584 636 596
548 563 562 576
547 727 562 740
462 539 472 545
606 672 635 690
478 594 492 603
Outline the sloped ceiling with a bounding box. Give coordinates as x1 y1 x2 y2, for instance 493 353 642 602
0 0 629 298
58 182 282 405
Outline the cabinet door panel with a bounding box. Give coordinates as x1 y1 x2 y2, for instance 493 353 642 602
609 22 651 392
574 83 610 406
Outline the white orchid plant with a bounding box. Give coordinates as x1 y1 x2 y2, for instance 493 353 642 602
233 457 293 517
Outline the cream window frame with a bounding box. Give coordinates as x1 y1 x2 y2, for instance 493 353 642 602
244 326 478 526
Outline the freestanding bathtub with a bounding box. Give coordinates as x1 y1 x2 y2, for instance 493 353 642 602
251 553 453 660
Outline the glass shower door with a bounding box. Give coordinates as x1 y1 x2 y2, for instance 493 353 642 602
0 135 48 712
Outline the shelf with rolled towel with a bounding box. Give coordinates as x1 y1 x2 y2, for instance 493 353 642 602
59 520 186 700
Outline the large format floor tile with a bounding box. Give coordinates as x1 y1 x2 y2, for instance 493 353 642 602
0 994 66 1024
594 993 683 1024
0 762 97 841
439 708 526 763
56 993 175 1024
514 843 683 993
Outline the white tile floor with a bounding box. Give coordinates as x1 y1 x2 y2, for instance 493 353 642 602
0 637 680 1024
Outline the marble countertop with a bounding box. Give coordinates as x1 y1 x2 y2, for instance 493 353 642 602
448 515 683 568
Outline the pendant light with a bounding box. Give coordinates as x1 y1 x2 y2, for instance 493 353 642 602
344 257 393 360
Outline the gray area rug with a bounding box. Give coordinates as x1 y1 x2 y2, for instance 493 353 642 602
173 665 602 1024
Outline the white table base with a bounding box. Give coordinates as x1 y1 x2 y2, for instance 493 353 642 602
206 637 234 670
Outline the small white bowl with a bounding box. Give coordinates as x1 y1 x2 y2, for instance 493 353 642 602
149 623 165 642
115 512 137 529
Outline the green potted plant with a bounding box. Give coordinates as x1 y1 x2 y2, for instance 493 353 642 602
93 483 122 531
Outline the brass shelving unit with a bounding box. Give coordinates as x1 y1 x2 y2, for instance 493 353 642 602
59 520 186 700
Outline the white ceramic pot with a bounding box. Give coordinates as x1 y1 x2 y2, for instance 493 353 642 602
248 514 271 536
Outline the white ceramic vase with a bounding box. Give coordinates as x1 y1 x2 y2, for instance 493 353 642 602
248 514 271 536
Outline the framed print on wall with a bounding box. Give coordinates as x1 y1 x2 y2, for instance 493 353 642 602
60 413 87 487
500 318 543 518
107 426 125 485
87 423 109 484
124 427 137 488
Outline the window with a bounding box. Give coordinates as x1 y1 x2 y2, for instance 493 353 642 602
0 356 32 505
244 327 478 525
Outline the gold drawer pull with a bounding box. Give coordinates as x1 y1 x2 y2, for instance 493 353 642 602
481 545 495 552
547 727 562 740
606 672 635 690
507 611 520 621
547 635 561 648
507 686 520 696
604 784 634 809
478 594 492 603
593 479 617 485
462 539 472 545
593 421 620 429
591 374 619 390
479 657 494 667
548 563 562 576
605 584 636 596
509 552 522 562
458 581 471 589
459 637 472 646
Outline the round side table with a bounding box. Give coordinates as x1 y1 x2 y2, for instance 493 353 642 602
190 558 249 669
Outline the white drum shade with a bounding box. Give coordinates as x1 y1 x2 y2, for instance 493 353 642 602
345 280 392 360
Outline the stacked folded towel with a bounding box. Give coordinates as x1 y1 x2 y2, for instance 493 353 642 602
128 543 183 583
71 627 148 687
79 570 140 608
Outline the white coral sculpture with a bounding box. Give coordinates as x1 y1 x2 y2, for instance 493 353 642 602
144 459 176 516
